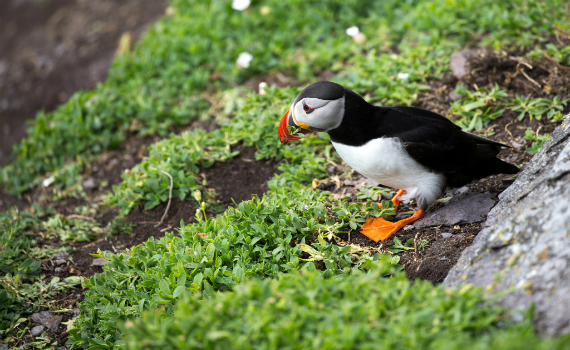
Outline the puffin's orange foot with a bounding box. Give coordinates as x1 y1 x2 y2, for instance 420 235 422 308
361 217 403 241
360 209 425 242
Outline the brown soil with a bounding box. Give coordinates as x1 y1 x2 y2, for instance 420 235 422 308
202 146 280 207
0 0 168 165
70 145 279 279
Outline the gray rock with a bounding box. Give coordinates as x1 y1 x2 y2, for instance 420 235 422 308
31 325 45 337
444 114 570 336
353 176 379 188
450 49 479 79
31 311 52 325
441 232 453 238
54 259 66 266
326 165 341 175
92 258 108 266
449 90 463 102
44 315 62 331
414 191 496 228
55 252 69 259
31 311 62 331
83 177 97 190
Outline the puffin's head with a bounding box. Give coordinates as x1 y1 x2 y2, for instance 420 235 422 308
278 81 345 145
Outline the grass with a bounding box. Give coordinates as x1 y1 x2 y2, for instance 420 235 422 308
2 0 570 348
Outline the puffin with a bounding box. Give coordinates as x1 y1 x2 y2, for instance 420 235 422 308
278 81 518 242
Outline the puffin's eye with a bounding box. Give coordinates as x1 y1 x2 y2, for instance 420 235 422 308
302 101 314 114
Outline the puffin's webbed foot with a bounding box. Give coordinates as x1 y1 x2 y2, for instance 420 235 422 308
361 209 425 242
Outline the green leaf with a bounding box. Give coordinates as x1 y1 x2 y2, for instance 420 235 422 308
173 286 186 299
159 279 171 296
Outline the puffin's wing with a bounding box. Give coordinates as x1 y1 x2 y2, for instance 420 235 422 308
392 106 511 148
399 128 474 173
380 108 498 173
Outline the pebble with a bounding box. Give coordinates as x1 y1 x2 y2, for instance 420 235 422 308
450 49 479 79
31 311 62 331
448 90 463 102
55 252 70 259
31 325 45 337
92 258 108 266
83 177 97 190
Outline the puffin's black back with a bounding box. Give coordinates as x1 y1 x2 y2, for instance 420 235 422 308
327 86 518 188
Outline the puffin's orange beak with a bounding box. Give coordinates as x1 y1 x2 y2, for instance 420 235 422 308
278 109 303 145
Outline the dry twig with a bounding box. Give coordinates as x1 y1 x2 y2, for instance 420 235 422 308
413 232 419 260
504 121 515 140
517 63 541 88
150 167 174 227
66 214 95 221
552 25 570 40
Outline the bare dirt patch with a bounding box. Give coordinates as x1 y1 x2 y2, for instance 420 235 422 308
65 146 279 280
202 146 280 207
0 0 167 165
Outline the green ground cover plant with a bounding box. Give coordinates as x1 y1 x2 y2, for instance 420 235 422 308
449 84 508 132
71 188 395 348
523 128 552 154
120 262 570 350
0 208 82 344
509 95 569 122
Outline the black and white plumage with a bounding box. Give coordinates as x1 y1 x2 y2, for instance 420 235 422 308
278 81 518 241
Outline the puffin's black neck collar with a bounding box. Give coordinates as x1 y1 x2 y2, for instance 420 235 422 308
327 88 378 146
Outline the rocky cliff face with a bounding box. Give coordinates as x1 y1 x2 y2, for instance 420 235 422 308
445 114 570 336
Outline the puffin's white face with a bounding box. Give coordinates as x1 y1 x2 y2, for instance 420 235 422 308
278 81 346 144
291 96 345 133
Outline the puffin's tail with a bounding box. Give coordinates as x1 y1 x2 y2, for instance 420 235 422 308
446 157 518 188
471 157 519 178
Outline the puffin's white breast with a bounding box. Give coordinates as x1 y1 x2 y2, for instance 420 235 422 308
331 137 445 209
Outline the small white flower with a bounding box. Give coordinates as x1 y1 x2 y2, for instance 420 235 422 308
345 26 360 37
232 0 250 11
390 54 399 60
260 5 271 15
43 176 55 187
236 52 253 69
397 72 410 79
258 82 268 95
352 32 367 44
